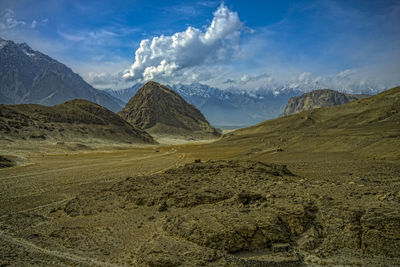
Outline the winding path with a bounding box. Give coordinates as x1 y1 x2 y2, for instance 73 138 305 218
0 230 122 267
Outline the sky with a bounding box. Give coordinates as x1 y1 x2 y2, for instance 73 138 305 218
1 0 399 91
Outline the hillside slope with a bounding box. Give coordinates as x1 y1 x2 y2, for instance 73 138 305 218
218 86 400 160
119 81 220 139
0 99 154 144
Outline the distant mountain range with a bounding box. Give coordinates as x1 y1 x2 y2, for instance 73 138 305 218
106 83 301 127
0 37 124 112
1 36 383 126
105 80 384 127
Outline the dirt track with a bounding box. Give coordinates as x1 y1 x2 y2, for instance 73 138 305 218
0 145 187 216
0 230 120 267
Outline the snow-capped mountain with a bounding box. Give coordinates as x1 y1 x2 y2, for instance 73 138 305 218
105 82 301 126
256 74 384 96
103 77 384 126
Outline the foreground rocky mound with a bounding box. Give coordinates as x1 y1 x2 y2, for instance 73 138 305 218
119 81 221 139
283 89 369 116
60 160 400 266
0 99 154 144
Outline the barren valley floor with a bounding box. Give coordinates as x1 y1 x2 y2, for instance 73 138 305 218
1 140 400 266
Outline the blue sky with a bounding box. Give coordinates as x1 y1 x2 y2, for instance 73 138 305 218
1 0 399 91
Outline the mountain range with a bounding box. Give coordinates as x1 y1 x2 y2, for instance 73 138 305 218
0 37 124 112
107 83 301 126
0 37 385 128
106 81 383 127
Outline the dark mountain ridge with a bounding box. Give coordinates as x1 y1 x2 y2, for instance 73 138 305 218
0 37 123 112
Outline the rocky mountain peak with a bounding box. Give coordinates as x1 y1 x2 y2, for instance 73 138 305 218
118 81 221 139
0 37 123 111
282 89 370 116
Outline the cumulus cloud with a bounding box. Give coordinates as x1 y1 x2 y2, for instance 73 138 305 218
80 60 135 89
0 8 26 30
217 69 390 94
123 4 243 82
240 73 271 83
82 71 133 89
336 69 356 78
86 72 121 86
0 9 48 33
282 70 387 94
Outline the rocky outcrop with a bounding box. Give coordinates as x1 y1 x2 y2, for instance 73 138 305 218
63 160 313 265
283 89 369 116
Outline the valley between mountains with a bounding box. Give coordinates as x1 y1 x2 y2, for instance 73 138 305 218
0 84 399 266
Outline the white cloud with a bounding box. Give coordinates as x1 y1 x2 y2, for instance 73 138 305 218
32 18 49 29
221 73 273 89
86 72 123 87
0 8 26 30
123 4 243 82
281 70 387 94
58 27 140 51
58 29 118 44
74 59 135 89
0 9 48 33
31 20 37 29
241 73 271 83
215 69 391 94
336 69 356 79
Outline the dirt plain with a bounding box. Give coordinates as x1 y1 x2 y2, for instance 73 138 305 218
0 137 399 266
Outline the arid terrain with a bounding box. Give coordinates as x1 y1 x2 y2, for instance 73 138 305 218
1 144 399 266
1 87 400 266
1 0 399 265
